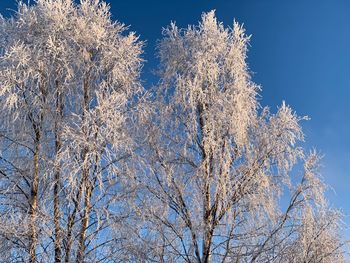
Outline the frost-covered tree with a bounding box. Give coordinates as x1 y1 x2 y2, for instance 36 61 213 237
0 1 72 261
139 11 346 262
0 0 143 262
0 1 346 262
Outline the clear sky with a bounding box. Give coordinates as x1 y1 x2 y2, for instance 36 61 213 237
1 0 349 233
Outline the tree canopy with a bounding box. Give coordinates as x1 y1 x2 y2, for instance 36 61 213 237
0 1 346 262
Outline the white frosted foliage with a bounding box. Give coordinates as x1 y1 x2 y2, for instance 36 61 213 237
140 10 346 263
0 2 346 263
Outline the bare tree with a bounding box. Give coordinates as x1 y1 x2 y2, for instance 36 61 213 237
138 11 346 263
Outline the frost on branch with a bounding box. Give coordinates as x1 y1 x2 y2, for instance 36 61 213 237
0 0 144 262
158 11 258 149
140 10 346 262
0 2 346 262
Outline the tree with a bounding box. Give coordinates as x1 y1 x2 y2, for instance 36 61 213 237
0 1 346 262
0 0 143 262
138 11 346 262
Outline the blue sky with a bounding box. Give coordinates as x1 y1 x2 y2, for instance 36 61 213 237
1 0 349 234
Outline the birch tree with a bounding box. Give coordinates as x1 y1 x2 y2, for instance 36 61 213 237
0 1 346 262
0 0 144 262
139 11 346 263
0 1 72 260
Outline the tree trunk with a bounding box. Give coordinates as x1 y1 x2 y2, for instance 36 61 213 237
202 160 213 263
75 70 91 263
64 189 81 263
54 165 62 263
76 179 92 263
54 85 63 263
198 102 214 263
29 131 40 263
